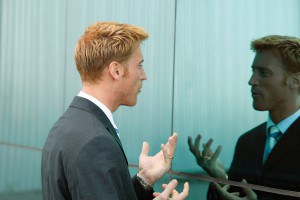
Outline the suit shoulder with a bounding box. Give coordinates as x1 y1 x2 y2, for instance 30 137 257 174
238 122 266 142
43 107 111 165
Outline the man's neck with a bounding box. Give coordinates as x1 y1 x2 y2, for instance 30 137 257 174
269 103 300 124
82 84 119 112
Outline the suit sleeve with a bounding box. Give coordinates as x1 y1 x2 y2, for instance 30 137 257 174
207 183 221 200
66 137 136 200
206 136 245 200
132 175 154 200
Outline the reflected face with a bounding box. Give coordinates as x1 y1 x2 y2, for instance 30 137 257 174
120 46 147 106
248 50 291 112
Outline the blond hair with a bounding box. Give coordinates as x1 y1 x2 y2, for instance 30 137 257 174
75 22 148 82
251 35 300 73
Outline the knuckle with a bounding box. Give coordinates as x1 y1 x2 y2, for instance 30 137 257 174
160 194 168 200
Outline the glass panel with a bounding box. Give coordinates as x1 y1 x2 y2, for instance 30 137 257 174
174 0 300 199
0 0 66 198
1 0 300 199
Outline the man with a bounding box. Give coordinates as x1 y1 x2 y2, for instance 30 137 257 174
188 35 300 200
42 22 189 200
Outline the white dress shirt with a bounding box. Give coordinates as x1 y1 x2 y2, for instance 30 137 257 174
78 91 119 137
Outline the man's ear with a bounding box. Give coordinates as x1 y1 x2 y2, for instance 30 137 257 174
287 72 300 90
108 61 124 80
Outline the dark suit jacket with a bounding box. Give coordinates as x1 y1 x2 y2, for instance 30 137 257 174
42 97 153 200
208 117 300 200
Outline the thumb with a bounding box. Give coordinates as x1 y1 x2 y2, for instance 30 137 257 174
242 179 257 199
161 179 178 196
153 180 178 200
140 142 149 157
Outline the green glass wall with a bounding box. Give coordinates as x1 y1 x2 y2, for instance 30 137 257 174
0 0 300 199
0 0 67 196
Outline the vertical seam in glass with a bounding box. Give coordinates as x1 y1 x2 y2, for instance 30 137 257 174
171 0 177 137
63 0 68 111
170 0 177 181
0 0 2 74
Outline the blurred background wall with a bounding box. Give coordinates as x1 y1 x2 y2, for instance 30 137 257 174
0 0 299 199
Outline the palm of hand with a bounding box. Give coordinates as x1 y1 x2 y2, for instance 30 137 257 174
199 158 226 177
139 148 170 184
138 133 178 184
215 182 258 200
188 134 225 177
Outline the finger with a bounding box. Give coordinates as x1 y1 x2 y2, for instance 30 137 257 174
162 183 179 197
140 142 149 157
211 145 222 162
167 133 178 147
213 182 223 191
194 134 202 156
222 184 230 191
242 179 257 199
153 192 161 197
202 138 213 154
188 136 194 153
231 192 240 196
160 179 178 197
167 132 178 157
175 182 189 199
170 132 178 144
161 144 170 167
205 138 214 148
161 183 168 189
213 183 229 198
171 188 180 197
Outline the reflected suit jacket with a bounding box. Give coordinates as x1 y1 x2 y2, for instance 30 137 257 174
208 117 300 200
42 96 153 200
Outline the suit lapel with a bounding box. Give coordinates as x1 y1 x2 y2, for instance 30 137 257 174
255 124 267 170
263 117 300 170
70 96 128 164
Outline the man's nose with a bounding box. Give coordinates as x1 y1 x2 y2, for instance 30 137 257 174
140 69 147 80
248 73 258 86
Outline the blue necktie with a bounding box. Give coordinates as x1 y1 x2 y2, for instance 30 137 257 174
114 128 120 138
263 125 282 163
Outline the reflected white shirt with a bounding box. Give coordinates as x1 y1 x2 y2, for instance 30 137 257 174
266 108 300 135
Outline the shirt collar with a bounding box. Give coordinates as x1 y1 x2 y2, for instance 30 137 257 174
267 108 300 135
78 91 118 130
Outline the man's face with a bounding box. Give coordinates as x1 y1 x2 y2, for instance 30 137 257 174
249 50 291 112
120 46 147 106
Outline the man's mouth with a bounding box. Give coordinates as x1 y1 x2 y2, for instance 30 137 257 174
251 89 262 97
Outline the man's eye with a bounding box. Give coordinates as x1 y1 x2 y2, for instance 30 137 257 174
260 71 271 77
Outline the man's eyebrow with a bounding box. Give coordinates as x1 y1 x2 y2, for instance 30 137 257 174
138 59 144 64
252 65 267 69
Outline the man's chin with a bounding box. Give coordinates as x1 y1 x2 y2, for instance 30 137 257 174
252 103 267 111
122 100 137 107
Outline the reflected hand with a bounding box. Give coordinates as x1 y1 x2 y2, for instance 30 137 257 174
153 179 189 200
138 133 178 185
213 180 257 200
188 134 226 179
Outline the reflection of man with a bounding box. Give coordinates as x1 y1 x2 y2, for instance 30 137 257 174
42 22 189 200
189 35 300 200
